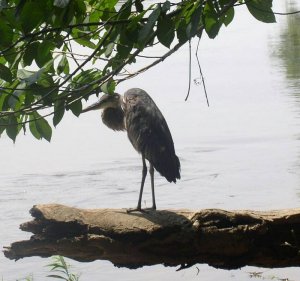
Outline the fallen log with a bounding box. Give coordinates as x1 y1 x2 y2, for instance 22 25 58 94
3 204 300 269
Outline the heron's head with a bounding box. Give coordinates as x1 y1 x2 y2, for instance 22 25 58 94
82 93 121 113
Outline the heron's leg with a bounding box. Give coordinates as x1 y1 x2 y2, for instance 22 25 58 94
137 155 147 209
127 155 147 213
149 163 156 210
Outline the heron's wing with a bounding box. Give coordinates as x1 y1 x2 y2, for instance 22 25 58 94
124 88 180 182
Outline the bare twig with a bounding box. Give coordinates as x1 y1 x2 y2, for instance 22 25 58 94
195 36 209 106
184 40 192 101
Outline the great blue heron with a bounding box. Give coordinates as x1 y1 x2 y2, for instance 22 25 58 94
82 88 180 211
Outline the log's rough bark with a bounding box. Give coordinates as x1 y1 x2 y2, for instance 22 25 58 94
3 204 300 269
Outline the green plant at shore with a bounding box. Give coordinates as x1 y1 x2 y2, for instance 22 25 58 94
11 256 80 281
47 256 80 281
16 276 33 281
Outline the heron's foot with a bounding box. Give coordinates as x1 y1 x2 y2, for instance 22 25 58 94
126 204 157 213
126 206 144 213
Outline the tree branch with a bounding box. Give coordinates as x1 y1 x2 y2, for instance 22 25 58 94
4 204 300 269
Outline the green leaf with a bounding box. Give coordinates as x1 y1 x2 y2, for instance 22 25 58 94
57 55 70 75
3 48 17 65
15 0 26 18
6 115 18 142
176 19 188 44
0 56 5 64
0 63 12 82
135 0 143 12
0 117 7 136
203 3 221 39
161 1 170 12
186 5 202 38
105 42 115 58
8 82 26 110
118 0 132 20
125 8 147 43
54 0 70 8
36 41 55 68
101 0 118 10
19 2 44 33
46 275 67 280
63 1 76 24
89 10 103 30
204 17 221 39
246 0 276 23
35 113 52 142
0 18 13 47
74 0 86 15
71 69 102 90
117 42 132 59
52 0 74 27
10 52 22 73
125 21 139 44
101 79 116 94
24 89 34 106
222 7 234 26
73 37 97 49
29 115 41 140
0 93 8 111
157 15 175 48
68 99 82 117
53 99 65 127
36 72 55 88
138 5 161 45
29 112 52 141
23 42 40 67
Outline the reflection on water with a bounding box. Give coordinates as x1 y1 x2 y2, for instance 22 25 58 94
271 0 300 99
1 2 300 281
275 1 300 83
270 0 300 198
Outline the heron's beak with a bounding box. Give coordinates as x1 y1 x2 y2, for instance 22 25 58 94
82 100 104 113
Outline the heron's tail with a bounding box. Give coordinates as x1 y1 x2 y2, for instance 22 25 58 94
156 153 180 183
169 154 181 183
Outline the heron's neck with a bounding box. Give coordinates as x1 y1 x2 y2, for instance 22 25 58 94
101 105 125 131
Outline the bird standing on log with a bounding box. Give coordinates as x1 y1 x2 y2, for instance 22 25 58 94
82 88 180 212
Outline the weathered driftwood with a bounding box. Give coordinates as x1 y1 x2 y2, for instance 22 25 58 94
4 204 300 269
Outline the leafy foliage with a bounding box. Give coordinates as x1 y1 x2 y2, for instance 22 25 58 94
0 0 276 141
246 0 276 23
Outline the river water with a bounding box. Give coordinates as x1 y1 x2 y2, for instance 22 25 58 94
1 1 300 281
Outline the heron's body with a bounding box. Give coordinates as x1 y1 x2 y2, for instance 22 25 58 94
83 88 180 211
